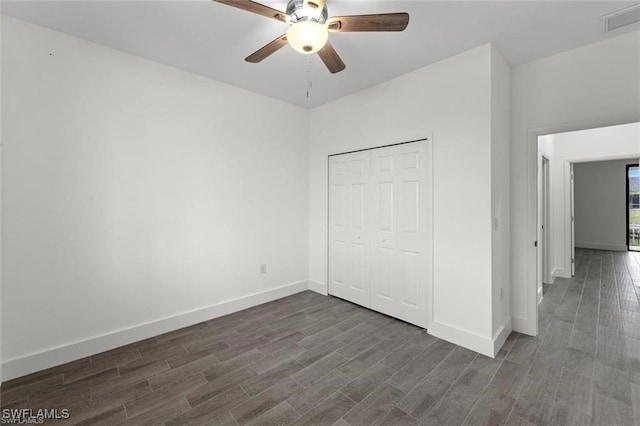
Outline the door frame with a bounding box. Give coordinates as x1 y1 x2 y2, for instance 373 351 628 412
539 155 551 303
526 114 640 336
570 163 575 276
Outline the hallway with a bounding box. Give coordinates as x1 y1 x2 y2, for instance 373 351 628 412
507 248 640 424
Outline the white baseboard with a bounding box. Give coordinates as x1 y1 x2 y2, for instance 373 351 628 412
308 280 327 296
551 267 562 280
428 320 496 358
543 270 556 284
575 242 627 252
511 316 530 335
554 267 571 279
493 319 512 355
2 280 309 382
538 285 544 305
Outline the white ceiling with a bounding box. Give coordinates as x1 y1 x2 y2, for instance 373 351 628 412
1 0 637 108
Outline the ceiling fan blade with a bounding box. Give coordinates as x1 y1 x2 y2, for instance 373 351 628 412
318 41 346 74
327 13 409 32
214 0 287 23
245 34 288 63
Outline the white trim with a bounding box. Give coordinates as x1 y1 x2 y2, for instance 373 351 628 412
308 280 328 295
551 267 562 280
325 135 432 158
575 242 628 252
512 316 528 334
426 135 435 331
428 318 512 358
493 319 512 355
428 321 496 358
537 285 544 305
2 281 309 382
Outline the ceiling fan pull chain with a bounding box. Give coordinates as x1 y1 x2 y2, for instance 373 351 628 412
306 59 313 99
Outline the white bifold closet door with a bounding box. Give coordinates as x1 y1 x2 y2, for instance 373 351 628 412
328 141 430 328
327 150 371 307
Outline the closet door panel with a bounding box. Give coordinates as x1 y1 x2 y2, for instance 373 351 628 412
350 242 366 290
395 144 428 327
329 156 350 299
400 180 419 234
370 146 398 316
328 152 370 306
400 250 419 306
331 241 348 285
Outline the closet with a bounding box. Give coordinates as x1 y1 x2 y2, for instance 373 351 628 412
328 140 432 328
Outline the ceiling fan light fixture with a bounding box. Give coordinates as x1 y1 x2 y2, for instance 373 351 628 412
286 21 328 54
214 0 410 74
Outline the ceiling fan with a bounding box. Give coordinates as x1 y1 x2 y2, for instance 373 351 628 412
214 0 410 73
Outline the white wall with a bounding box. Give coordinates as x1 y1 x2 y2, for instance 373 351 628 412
309 44 507 356
574 159 636 251
1 16 310 380
511 30 640 335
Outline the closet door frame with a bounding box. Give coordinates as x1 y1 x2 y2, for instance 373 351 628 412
326 137 433 330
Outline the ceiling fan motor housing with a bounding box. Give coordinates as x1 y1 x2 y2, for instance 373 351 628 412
286 0 328 24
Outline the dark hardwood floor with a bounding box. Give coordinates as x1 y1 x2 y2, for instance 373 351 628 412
1 248 639 425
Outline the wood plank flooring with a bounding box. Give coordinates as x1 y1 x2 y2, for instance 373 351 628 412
1 248 639 425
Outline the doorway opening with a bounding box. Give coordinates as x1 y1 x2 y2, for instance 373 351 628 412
532 121 640 337
627 164 640 251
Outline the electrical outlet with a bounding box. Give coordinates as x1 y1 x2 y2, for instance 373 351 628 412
260 264 267 274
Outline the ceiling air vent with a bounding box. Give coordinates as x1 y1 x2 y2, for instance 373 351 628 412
603 3 640 33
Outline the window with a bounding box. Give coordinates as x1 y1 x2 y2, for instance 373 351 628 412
627 164 639 251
